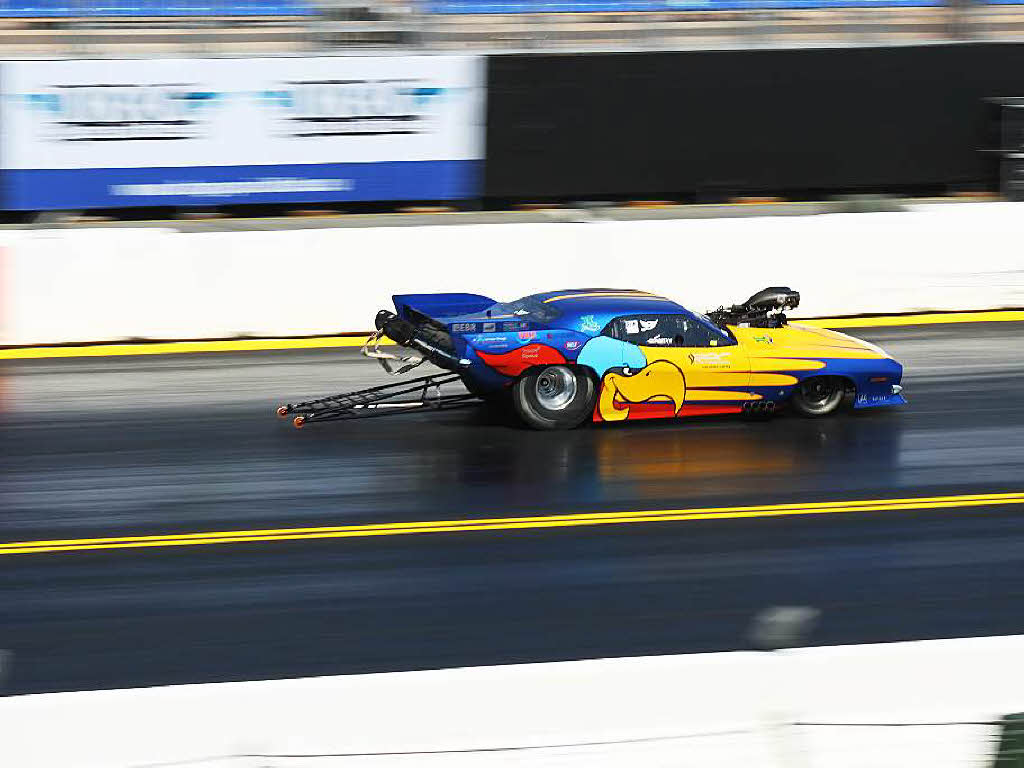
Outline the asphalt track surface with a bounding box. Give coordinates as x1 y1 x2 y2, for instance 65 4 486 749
3 322 1024 695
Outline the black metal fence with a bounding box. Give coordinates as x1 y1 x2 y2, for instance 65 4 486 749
484 42 1024 201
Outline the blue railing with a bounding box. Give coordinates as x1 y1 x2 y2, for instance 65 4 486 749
0 0 315 16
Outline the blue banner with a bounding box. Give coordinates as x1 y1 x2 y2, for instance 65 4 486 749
2 161 482 210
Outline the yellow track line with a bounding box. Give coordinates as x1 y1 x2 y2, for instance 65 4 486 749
2 310 1022 361
0 335 381 359
797 310 1024 329
3 492 1021 556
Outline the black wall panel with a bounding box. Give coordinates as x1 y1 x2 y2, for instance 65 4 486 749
485 43 1024 199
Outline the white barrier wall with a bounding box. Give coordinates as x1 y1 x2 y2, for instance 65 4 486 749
2 202 1022 346
2 635 1022 768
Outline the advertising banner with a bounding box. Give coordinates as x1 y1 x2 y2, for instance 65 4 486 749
0 55 486 209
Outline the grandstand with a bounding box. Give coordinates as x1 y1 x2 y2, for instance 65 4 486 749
0 1 315 16
0 0 1019 53
0 0 414 52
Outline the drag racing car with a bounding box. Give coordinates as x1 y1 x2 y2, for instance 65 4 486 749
278 287 905 430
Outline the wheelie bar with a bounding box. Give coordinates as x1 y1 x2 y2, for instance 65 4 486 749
276 372 479 428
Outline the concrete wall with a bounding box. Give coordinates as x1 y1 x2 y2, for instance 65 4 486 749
2 202 1022 347
2 635 1022 768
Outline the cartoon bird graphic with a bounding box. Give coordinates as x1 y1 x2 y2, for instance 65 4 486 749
598 361 686 421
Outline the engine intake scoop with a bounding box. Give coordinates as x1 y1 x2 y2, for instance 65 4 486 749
744 287 800 313
707 286 800 329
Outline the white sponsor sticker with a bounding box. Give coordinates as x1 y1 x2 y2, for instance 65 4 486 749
689 351 730 365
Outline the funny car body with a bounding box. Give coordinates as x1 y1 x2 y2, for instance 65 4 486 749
278 287 905 429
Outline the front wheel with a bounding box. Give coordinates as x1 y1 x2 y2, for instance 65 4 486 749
790 376 846 417
513 365 596 430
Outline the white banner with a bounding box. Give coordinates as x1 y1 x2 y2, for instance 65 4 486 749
0 55 486 208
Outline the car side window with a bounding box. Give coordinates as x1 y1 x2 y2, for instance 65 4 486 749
681 321 728 348
605 314 734 348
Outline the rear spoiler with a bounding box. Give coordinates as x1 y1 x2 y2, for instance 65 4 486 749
392 293 496 323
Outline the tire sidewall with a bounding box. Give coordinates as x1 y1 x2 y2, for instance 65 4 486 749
513 366 596 430
791 376 845 417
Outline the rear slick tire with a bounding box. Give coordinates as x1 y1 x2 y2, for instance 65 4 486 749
513 365 595 430
790 376 846 417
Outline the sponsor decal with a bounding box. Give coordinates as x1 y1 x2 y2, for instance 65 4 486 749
482 322 496 333
256 80 446 139
451 322 476 333
857 393 895 404
639 319 659 332
12 83 222 144
110 178 352 198
753 335 774 344
687 351 731 368
15 81 448 144
469 334 509 348
517 330 537 342
476 344 566 377
688 354 729 364
624 319 640 335
579 315 601 333
645 335 672 346
503 321 529 332
564 340 582 351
